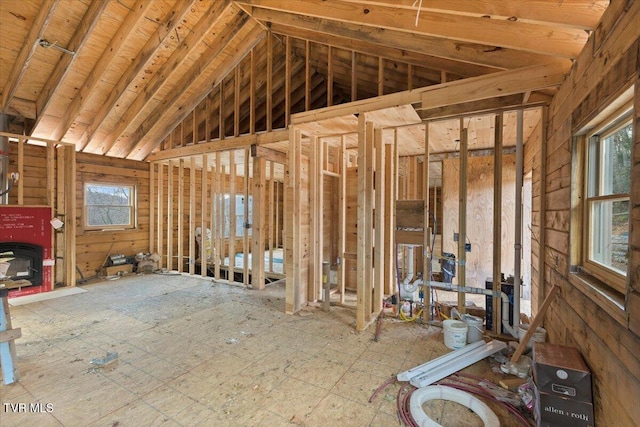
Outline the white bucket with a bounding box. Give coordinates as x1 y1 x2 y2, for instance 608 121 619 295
518 324 547 351
462 314 484 343
443 320 468 349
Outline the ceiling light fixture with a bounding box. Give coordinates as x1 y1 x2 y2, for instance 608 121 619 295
38 38 75 56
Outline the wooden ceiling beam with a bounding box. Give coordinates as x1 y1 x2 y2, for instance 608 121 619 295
239 0 587 58
339 0 607 30
292 61 568 125
1 0 59 114
131 22 266 161
418 92 553 121
80 0 196 149
419 61 569 110
146 129 289 162
52 0 164 144
33 0 108 132
93 1 233 156
244 6 561 70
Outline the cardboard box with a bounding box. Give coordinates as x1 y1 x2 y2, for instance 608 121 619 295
102 264 133 276
533 342 593 403
535 386 594 427
436 300 486 320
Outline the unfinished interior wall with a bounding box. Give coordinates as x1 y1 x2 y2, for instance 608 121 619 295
541 2 640 425
151 152 285 283
441 154 516 288
75 153 150 279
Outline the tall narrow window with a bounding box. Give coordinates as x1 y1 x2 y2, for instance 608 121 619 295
85 183 136 230
584 114 632 292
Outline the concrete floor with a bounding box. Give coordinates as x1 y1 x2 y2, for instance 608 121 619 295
0 274 525 426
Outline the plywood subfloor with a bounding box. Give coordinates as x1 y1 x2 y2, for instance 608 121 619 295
1 274 525 426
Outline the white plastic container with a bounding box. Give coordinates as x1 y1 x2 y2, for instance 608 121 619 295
518 324 547 351
443 319 468 349
462 314 484 343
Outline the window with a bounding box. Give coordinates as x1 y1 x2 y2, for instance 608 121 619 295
583 112 632 293
84 183 136 230
223 194 252 237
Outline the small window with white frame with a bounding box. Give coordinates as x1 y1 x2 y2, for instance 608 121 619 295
84 182 136 230
582 108 632 293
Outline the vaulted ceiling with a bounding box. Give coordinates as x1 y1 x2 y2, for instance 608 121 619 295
0 0 608 161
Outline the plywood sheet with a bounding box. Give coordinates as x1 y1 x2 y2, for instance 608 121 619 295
442 154 516 287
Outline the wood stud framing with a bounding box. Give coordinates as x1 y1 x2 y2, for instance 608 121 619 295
458 121 468 313
493 113 503 334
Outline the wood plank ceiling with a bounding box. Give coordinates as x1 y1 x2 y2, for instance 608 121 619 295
0 0 608 161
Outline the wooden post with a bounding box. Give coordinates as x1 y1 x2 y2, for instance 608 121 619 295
61 145 75 287
493 113 503 334
178 160 185 272
374 128 385 314
209 155 215 277
168 160 175 271
285 36 290 126
243 149 250 286
327 45 333 106
423 124 431 320
266 30 273 132
309 136 320 301
458 121 467 313
268 161 275 273
229 151 236 281
214 155 222 279
250 49 256 134
157 163 164 270
189 157 196 275
305 40 311 112
17 137 23 204
55 145 65 285
357 116 375 330
150 163 156 254
338 135 347 304
252 156 266 290
201 154 208 278
384 131 396 296
286 127 302 313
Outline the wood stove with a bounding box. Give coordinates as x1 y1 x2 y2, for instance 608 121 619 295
0 206 53 297
0 242 43 285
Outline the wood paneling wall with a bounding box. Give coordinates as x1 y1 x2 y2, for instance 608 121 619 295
75 153 150 279
540 1 640 425
8 144 150 281
8 142 48 206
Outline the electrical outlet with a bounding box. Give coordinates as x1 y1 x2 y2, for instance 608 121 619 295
453 232 459 242
465 243 472 252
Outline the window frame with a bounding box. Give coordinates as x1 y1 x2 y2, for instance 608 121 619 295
580 107 632 294
84 182 137 231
